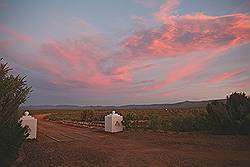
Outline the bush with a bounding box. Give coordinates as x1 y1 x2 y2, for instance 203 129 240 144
160 119 169 131
0 59 31 166
47 113 59 121
206 101 233 134
240 114 250 135
148 114 160 131
122 112 140 130
206 92 250 135
80 110 94 122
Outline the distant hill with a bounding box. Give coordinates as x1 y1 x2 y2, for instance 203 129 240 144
120 99 226 109
20 99 226 110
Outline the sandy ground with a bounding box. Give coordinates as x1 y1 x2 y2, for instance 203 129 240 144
17 114 250 167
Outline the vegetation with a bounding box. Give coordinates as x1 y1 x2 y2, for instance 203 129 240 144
0 59 31 166
80 110 94 122
43 92 250 135
206 92 250 135
45 107 207 131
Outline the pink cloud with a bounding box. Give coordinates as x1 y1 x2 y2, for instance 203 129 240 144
120 0 250 91
207 69 243 84
39 38 115 87
156 89 177 97
31 36 145 89
27 59 62 77
123 1 250 58
0 24 32 43
154 0 179 20
235 78 250 88
145 55 209 90
4 0 249 98
0 39 14 49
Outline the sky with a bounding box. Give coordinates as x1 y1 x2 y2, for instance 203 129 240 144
0 0 250 105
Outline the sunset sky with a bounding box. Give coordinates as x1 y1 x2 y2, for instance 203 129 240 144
1 0 250 105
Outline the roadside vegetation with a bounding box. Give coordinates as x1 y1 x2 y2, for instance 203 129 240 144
206 92 250 135
38 92 250 135
42 108 203 131
0 59 31 166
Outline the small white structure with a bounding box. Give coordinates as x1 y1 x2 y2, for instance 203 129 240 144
105 111 123 133
20 111 37 139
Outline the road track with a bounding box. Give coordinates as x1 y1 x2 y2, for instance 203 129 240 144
19 114 250 167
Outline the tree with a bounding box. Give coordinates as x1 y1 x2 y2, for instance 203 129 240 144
226 92 250 120
0 59 31 166
206 101 232 134
226 92 250 134
206 92 250 135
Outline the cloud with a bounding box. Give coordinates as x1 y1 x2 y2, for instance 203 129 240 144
37 38 120 88
155 0 179 19
207 69 243 84
28 59 62 77
30 36 154 90
155 89 178 97
123 13 250 58
34 0 249 92
68 17 98 34
0 24 32 43
0 18 156 93
234 78 250 88
120 0 250 91
0 39 14 49
123 0 250 58
144 54 208 90
130 15 147 30
2 0 249 104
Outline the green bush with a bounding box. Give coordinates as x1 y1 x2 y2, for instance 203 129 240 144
160 119 169 131
0 59 31 166
47 113 59 121
206 101 232 134
206 92 250 135
240 114 250 135
148 114 160 131
80 110 94 122
122 112 140 130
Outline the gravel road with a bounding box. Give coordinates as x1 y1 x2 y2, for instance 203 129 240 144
18 115 250 167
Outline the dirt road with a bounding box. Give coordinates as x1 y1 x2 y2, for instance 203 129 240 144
19 115 250 167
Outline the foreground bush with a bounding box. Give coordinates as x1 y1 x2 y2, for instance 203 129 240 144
122 112 140 130
0 59 31 166
206 92 250 135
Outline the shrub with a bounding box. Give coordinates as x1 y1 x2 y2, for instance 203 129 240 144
206 92 250 135
206 101 233 134
160 119 169 131
148 114 160 131
80 110 94 122
0 59 31 166
193 115 209 131
47 113 59 121
240 114 250 135
122 112 139 130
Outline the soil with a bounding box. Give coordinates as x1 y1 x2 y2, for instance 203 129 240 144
17 114 250 167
